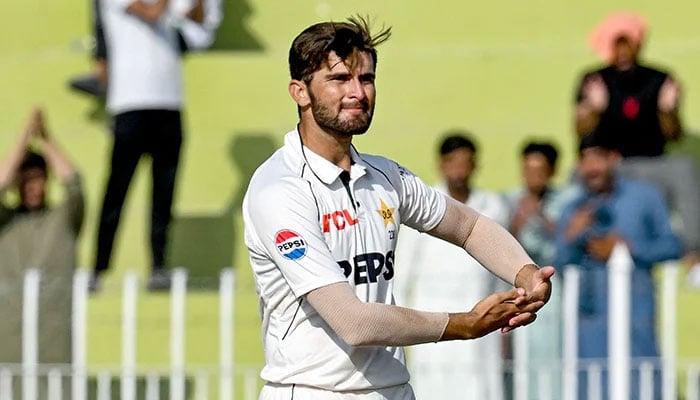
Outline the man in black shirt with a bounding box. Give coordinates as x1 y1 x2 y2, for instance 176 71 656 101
575 12 700 274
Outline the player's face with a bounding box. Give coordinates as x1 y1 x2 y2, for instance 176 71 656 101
440 148 475 192
578 147 618 193
522 153 553 195
18 167 47 211
306 50 376 136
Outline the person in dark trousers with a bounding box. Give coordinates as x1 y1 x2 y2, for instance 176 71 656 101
91 0 203 292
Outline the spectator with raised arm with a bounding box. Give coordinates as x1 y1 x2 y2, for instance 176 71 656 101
574 11 700 282
0 108 84 398
92 0 210 292
504 140 571 399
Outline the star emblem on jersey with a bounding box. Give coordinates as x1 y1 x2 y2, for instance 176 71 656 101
376 198 396 227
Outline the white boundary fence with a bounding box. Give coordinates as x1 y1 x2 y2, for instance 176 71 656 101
0 267 267 400
4 257 700 399
512 243 699 400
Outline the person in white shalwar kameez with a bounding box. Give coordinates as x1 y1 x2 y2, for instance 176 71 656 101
395 133 510 400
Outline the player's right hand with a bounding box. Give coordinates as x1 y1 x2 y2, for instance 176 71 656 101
442 288 543 341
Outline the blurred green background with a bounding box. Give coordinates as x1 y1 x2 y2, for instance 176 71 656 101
1 0 699 396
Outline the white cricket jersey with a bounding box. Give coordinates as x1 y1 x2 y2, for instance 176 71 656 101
243 129 446 391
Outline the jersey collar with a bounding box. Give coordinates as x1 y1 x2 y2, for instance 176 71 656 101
286 129 367 185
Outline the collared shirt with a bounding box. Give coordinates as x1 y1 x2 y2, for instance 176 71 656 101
243 130 446 391
555 176 682 271
555 176 682 363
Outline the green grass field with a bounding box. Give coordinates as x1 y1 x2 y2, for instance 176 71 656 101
2 0 700 396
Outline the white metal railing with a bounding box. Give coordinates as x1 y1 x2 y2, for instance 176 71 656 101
459 243 697 399
6 260 700 399
4 267 253 400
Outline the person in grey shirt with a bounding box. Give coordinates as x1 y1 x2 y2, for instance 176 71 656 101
0 108 84 398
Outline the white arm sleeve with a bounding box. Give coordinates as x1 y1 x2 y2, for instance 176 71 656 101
429 196 535 285
306 282 449 347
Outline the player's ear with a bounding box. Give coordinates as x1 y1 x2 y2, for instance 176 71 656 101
289 80 311 107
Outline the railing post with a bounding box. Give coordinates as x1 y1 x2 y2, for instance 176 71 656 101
121 272 138 400
607 243 633 400
661 261 679 400
562 265 580 400
23 268 40 400
687 365 699 400
220 268 235 400
513 325 528 400
0 368 12 399
170 268 188 400
72 269 89 400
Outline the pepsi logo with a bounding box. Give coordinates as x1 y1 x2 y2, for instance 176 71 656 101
275 230 307 260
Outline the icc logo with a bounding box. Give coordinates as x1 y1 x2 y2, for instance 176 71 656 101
275 230 307 260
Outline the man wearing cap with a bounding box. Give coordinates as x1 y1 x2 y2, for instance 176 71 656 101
574 12 700 281
555 133 683 400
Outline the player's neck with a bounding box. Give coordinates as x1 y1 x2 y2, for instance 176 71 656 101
298 121 354 171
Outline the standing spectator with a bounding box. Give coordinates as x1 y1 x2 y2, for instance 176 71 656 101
555 133 683 400
574 11 700 278
395 132 510 400
243 16 554 399
0 108 84 398
69 0 222 99
93 0 197 291
503 140 569 399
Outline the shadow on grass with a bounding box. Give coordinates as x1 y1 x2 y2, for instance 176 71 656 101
167 133 277 289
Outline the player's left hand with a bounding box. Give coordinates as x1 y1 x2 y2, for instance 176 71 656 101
503 265 554 333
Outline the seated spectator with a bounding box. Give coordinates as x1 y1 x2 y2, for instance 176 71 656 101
555 133 682 400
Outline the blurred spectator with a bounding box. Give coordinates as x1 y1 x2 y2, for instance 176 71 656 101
554 133 683 400
68 0 222 99
503 140 569 399
92 0 204 292
395 132 509 400
0 108 83 397
574 11 700 282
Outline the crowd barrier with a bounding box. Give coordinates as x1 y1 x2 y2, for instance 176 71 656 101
4 251 700 399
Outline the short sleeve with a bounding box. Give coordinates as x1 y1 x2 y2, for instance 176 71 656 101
391 163 446 232
244 178 348 298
